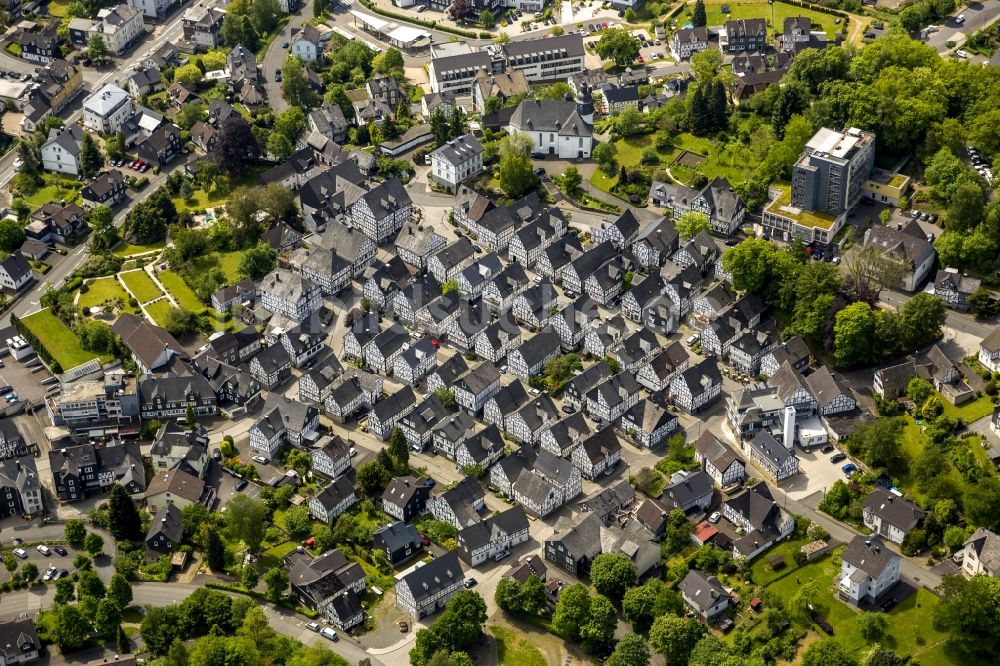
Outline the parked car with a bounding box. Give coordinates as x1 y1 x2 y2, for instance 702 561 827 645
398 621 409 633
12 548 27 559
831 453 847 464
306 622 320 632
213 448 222 461
842 462 858 476
708 511 721 524
821 444 835 454
43 566 57 581
251 455 267 464
320 628 338 642
423 478 436 488
36 545 51 556
53 546 68 556
561 405 575 414
235 479 249 491
464 578 478 588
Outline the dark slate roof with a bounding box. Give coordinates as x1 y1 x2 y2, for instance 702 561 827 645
663 469 714 509
371 386 416 423
374 521 423 553
455 362 501 396
313 475 356 511
841 535 898 577
863 488 925 531
145 503 184 545
678 569 731 612
398 550 463 602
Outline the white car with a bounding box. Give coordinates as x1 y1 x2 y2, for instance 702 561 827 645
43 566 57 581
12 548 27 559
251 455 267 464
708 511 721 524
349 447 358 457
956 49 968 58
956 13 965 24
36 544 51 556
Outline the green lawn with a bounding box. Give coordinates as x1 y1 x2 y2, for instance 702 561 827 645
21 308 112 370
144 299 174 327
757 549 951 662
79 278 134 313
941 394 995 423
47 0 71 17
749 537 810 586
23 177 81 209
700 0 843 39
216 251 244 283
120 270 164 303
158 270 207 313
490 625 546 666
113 240 166 257
589 134 657 193
260 542 298 570
173 168 267 214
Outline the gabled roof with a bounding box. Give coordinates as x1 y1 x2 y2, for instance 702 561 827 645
841 535 898 577
398 550 463 602
146 503 184 545
863 488 924 531
509 99 592 138
678 569 730 611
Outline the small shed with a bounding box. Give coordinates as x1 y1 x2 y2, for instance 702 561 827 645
767 554 785 570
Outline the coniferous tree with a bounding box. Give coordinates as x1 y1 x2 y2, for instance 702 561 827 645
692 0 707 28
709 80 727 132
107 484 142 541
205 528 226 571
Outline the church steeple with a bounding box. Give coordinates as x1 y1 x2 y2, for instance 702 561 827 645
575 80 594 125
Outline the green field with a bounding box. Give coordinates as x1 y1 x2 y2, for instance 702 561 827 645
756 549 951 662
23 177 82 209
490 625 547 666
120 270 164 303
78 278 135 313
173 169 267 213
21 308 112 369
113 241 166 257
941 394 996 423
216 251 244 283
590 135 658 192
700 0 843 39
158 270 208 313
144 299 174 327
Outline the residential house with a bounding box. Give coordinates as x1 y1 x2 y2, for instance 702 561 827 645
381 475 430 522
539 412 591 458
308 104 349 144
433 411 477 460
508 210 567 268
395 222 447 270
507 394 559 444
563 362 613 411
324 370 382 423
81 170 127 207
286 549 366 630
137 375 217 420
144 468 206 514
961 527 1000 578
211 278 256 312
570 427 621 479
695 431 747 488
259 268 323 323
393 337 437 386
0 457 43 518
839 535 900 605
430 134 484 191
457 506 530 566
248 393 319 458
586 372 640 425
664 469 714 514
472 67 529 114
670 27 709 60
862 488 924 545
544 513 602 577
308 475 358 524
507 330 561 379
549 295 599 351
483 380 530 428
350 177 412 245
475 315 522 364
145 503 183 557
630 216 679 268
745 431 799 482
723 482 795 560
49 442 145 502
428 238 477 284
0 618 40 665
150 422 209 478
980 326 1000 373
452 362 502 414
760 336 810 378
182 3 225 48
934 267 981 309
248 343 293 390
669 357 723 414
395 550 465 619
678 569 732 619
429 476 485 529
291 23 323 62
364 325 413 376
83 84 132 134
863 220 936 292
454 423 505 471
511 280 558 329
618 399 678 449
397 394 450 452
723 18 768 53
583 315 629 359
637 341 689 392
482 263 531 314
40 125 83 175
368 387 416 441
374 521 424 566
310 435 352 480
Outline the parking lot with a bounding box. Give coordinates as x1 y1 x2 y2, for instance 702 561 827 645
0 325 55 404
782 443 853 502
0 530 116 585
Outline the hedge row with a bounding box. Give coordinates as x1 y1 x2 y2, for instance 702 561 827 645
9 312 58 372
780 0 850 20
358 0 482 39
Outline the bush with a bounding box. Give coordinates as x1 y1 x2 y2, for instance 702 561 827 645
793 550 807 566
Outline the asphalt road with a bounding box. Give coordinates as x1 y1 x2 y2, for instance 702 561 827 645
1 581 385 666
925 0 1000 51
881 289 995 339
263 6 312 113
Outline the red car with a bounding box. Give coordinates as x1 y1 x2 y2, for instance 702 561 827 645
133 160 145 170
636 55 644 63
419 534 431 546
430 338 440 348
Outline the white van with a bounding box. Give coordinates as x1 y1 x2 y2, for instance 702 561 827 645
320 627 339 642
685 334 700 347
